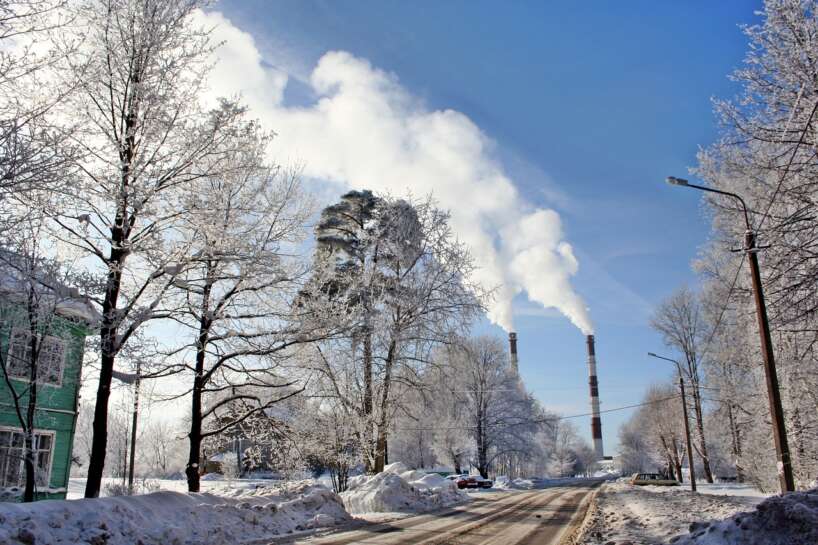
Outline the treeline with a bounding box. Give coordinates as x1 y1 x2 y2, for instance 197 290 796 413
620 0 818 492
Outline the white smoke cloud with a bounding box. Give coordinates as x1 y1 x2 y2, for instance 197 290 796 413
196 10 594 335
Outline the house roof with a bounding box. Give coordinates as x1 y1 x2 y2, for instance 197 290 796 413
0 249 100 327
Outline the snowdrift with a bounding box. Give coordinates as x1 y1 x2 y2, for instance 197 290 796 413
340 462 469 514
673 487 818 545
0 481 350 545
494 476 535 490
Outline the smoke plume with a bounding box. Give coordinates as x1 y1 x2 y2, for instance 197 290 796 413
197 11 594 335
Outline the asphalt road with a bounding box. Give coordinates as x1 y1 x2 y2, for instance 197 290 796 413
285 482 599 545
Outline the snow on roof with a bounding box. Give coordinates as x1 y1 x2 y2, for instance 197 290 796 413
0 250 100 327
54 298 100 326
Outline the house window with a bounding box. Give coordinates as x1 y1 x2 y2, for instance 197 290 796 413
6 328 66 386
0 428 53 488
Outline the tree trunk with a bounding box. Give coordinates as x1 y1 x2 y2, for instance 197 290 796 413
23 319 38 502
727 403 744 482
362 330 374 473
373 339 396 473
690 385 714 482
671 437 684 483
85 351 115 497
476 411 488 478
186 363 204 492
186 281 212 493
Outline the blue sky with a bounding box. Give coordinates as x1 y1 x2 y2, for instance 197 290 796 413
211 0 761 452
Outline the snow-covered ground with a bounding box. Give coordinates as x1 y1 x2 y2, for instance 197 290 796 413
673 487 818 545
47 464 469 543
0 480 350 545
340 462 469 515
685 482 768 499
578 481 768 545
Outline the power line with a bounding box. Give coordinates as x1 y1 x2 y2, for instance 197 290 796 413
757 90 817 232
392 394 682 432
699 252 746 363
550 394 681 421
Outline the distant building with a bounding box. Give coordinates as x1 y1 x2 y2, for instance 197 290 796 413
0 260 97 501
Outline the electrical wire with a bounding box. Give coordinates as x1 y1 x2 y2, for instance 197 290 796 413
756 92 818 233
391 394 682 432
698 253 746 363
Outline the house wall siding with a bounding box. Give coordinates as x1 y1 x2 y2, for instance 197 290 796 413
0 300 88 501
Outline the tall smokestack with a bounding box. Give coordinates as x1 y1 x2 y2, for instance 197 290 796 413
586 335 604 459
509 332 519 374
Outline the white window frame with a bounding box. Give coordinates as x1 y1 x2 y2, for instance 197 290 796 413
0 426 55 489
6 327 66 387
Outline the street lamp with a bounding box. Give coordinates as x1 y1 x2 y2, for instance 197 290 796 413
647 352 697 492
666 176 795 493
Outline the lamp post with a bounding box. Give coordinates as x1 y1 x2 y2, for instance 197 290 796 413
667 176 795 493
648 352 696 492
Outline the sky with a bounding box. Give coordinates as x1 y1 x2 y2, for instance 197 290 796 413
199 0 762 453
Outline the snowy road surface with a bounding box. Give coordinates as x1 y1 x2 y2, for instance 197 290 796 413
279 483 600 545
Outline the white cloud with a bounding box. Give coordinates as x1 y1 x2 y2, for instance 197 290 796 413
196 10 593 335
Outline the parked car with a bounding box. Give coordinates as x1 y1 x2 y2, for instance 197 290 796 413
446 474 470 489
446 474 486 489
629 473 679 486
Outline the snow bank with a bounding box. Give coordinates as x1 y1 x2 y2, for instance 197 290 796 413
578 482 764 545
0 482 350 545
340 462 469 514
494 476 535 490
673 488 818 545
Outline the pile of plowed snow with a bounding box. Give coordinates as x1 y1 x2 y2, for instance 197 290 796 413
494 476 535 490
0 481 350 545
340 462 469 514
673 487 818 545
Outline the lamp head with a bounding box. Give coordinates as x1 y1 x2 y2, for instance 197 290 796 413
666 176 689 186
648 352 658 357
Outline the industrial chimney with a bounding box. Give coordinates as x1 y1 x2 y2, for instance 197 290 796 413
586 335 604 459
509 332 519 374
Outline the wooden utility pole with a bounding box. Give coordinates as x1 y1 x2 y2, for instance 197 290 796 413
679 374 697 492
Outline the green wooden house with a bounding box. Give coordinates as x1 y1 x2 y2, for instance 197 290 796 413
0 263 97 502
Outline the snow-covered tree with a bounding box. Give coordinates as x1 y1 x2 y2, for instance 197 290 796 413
692 0 818 491
303 192 484 473
37 0 265 498
0 0 75 235
292 398 359 492
156 114 313 492
431 336 551 479
650 286 715 482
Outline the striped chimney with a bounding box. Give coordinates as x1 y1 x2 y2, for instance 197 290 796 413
587 334 604 459
509 332 519 374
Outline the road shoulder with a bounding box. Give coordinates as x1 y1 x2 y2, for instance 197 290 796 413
573 481 764 544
